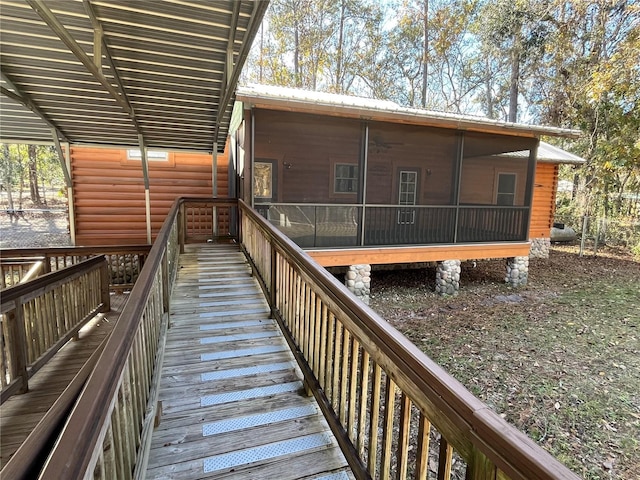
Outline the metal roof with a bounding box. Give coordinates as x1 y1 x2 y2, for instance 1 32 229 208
237 84 582 139
0 0 269 153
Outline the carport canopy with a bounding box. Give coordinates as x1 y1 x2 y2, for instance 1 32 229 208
0 0 269 153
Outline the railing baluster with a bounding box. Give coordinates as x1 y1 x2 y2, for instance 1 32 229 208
380 374 397 479
325 313 336 400
318 303 328 387
357 350 370 458
339 329 350 426
332 321 343 413
368 363 382 476
437 436 454 480
348 337 359 442
397 393 412 479
414 413 431 480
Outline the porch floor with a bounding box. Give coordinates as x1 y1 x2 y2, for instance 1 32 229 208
0 293 126 468
145 244 352 479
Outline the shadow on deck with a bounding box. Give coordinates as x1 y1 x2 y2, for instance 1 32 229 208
146 244 352 479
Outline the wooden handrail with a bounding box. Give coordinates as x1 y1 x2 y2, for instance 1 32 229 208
1 256 110 404
238 199 580 480
36 197 238 480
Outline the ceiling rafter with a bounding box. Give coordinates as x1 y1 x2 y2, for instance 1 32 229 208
213 1 268 151
26 0 143 136
1 72 69 143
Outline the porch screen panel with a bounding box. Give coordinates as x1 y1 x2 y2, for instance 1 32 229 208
458 133 536 242
364 122 457 245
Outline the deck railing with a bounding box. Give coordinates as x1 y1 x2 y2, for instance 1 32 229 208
33 197 237 480
256 203 529 248
1 246 151 290
22 197 577 479
241 200 579 480
0 256 110 404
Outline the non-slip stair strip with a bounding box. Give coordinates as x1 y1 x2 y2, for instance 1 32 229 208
199 308 269 318
198 299 267 308
200 361 294 382
203 432 335 473
200 331 278 344
202 404 317 436
200 381 302 407
199 319 272 331
198 282 256 290
200 344 287 361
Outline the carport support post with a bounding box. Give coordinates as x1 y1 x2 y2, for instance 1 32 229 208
212 142 218 239
139 135 152 244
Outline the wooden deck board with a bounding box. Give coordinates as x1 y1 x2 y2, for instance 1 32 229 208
0 293 126 468
146 244 352 480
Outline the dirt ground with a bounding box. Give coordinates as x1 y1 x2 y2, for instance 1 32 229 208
0 210 71 249
370 245 640 480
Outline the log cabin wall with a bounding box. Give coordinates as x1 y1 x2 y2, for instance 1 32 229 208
530 162 559 238
71 145 228 245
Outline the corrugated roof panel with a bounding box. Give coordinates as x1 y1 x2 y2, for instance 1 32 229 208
1 0 269 152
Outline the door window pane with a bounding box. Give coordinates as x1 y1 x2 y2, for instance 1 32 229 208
399 171 418 205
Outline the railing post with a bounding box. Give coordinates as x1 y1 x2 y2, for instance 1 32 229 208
7 302 29 394
178 201 185 253
100 258 111 313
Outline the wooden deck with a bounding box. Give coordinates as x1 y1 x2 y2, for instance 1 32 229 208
145 244 352 479
0 293 126 468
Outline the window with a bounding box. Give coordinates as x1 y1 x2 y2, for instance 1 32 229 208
334 164 358 194
127 149 168 161
398 170 418 205
496 173 516 205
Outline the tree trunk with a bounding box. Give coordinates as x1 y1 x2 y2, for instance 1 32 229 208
421 0 428 108
1 144 14 210
508 41 520 122
485 58 494 118
335 0 345 93
28 144 41 204
294 12 301 87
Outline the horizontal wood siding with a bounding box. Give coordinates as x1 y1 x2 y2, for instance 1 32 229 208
367 122 456 205
71 146 228 245
254 110 361 203
530 162 559 238
460 156 528 205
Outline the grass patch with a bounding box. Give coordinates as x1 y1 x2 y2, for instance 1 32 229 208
371 246 640 479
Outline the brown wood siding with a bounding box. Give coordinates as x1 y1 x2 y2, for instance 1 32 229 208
530 163 558 238
460 157 528 205
253 110 361 203
71 145 228 245
252 110 457 206
366 122 456 205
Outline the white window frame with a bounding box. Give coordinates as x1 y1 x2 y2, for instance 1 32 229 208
127 149 169 161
